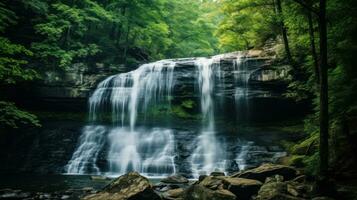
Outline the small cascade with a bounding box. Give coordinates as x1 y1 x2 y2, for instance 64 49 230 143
65 125 106 174
234 53 250 100
235 141 253 170
190 57 226 178
88 60 176 127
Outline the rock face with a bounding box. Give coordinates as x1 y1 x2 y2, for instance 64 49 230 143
16 51 294 112
233 163 298 182
83 172 161 200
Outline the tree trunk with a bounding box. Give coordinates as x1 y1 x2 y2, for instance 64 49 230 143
275 0 294 67
307 9 320 83
318 0 329 181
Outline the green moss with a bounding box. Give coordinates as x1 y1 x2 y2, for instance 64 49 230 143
303 152 319 176
290 133 318 155
181 100 195 109
287 155 306 168
172 106 191 118
143 99 199 120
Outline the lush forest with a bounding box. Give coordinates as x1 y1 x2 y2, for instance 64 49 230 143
1 0 357 199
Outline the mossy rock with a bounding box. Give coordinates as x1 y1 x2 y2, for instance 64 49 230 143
290 135 318 156
287 155 306 168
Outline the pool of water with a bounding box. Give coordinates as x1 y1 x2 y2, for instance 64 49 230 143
0 174 165 193
0 174 110 192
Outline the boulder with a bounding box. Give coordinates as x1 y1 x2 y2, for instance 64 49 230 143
198 175 262 200
254 175 308 200
161 175 189 184
183 185 236 200
199 176 224 190
210 172 225 177
162 188 184 200
312 197 335 200
233 163 298 182
153 183 181 193
219 177 262 200
255 181 304 200
83 172 161 200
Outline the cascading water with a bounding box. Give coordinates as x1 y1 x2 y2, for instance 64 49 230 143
190 57 226 178
66 60 177 176
65 125 106 174
65 52 286 178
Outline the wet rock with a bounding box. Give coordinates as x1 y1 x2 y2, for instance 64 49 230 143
233 163 298 182
183 184 236 200
153 183 181 193
162 188 184 200
265 175 285 183
198 175 207 182
82 187 95 192
0 189 31 199
254 175 310 200
161 175 189 184
90 175 109 181
312 197 335 200
219 177 262 200
210 172 225 177
255 181 300 200
83 172 161 200
61 195 71 199
199 176 224 190
225 160 240 173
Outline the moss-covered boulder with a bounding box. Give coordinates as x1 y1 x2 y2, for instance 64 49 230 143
232 163 298 182
198 175 262 200
161 175 189 184
83 172 161 200
161 188 184 200
183 185 236 200
219 177 262 200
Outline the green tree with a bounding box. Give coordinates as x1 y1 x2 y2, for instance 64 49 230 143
0 2 40 129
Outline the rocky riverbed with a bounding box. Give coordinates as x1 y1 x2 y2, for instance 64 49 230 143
81 163 335 200
1 163 335 200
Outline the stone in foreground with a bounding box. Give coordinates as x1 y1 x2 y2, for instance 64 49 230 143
220 177 263 200
233 163 298 182
183 185 236 200
83 172 161 200
162 188 184 200
161 174 189 184
254 175 307 200
199 176 262 200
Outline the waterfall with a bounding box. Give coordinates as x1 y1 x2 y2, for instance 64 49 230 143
66 60 177 176
65 52 286 178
